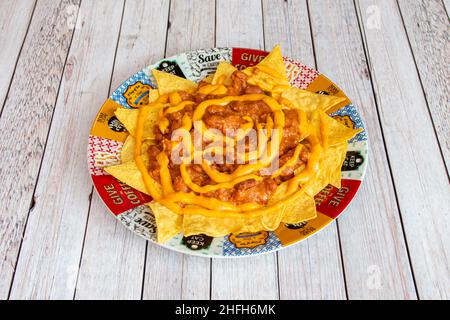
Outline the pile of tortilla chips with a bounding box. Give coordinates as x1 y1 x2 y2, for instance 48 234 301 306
105 46 362 243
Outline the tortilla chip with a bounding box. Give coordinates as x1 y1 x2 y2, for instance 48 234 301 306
152 69 197 95
282 87 347 114
212 61 237 85
182 180 317 238
203 74 214 83
256 45 287 81
242 45 289 91
305 143 347 197
104 154 162 196
182 210 284 238
269 182 317 223
120 135 154 163
329 143 348 188
281 194 317 223
310 110 363 147
148 89 159 103
148 201 183 243
114 106 161 140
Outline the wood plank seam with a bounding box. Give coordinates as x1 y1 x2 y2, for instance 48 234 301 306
335 220 349 299
140 241 149 300
163 0 172 57
210 0 216 300
261 0 267 49
140 0 173 300
0 0 37 118
306 0 349 299
209 258 213 300
71 0 127 300
352 0 420 298
305 0 318 68
139 0 212 300
6 1 83 299
261 0 280 300
443 0 450 18
395 0 449 177
72 190 94 299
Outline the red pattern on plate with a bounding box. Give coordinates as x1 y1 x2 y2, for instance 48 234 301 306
284 57 320 89
93 175 152 215
231 48 269 69
88 135 122 175
314 179 362 219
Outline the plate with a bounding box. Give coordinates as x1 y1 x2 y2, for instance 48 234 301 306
87 47 368 257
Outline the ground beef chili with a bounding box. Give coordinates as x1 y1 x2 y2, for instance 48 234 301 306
148 70 307 205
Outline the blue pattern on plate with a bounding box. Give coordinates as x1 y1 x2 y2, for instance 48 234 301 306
223 232 282 256
330 104 367 142
110 70 154 109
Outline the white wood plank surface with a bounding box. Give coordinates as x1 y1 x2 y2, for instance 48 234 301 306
75 0 170 300
263 0 347 300
443 0 450 15
212 0 279 300
309 0 417 300
75 197 146 299
9 0 124 299
357 0 450 299
141 0 214 300
0 0 448 300
0 0 80 299
397 0 450 171
0 0 36 113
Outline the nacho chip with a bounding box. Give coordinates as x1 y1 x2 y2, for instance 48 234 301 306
282 87 347 114
182 182 317 238
310 110 363 147
104 153 162 196
203 74 214 83
242 45 289 91
212 61 237 86
182 210 284 238
120 135 154 163
148 89 160 103
148 201 183 243
254 44 287 81
270 182 317 224
115 106 161 140
305 143 347 197
281 194 317 224
152 69 197 95
329 143 348 188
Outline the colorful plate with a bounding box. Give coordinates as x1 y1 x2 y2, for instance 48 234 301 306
87 48 368 257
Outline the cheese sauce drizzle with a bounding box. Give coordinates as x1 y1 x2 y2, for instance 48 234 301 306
133 70 327 218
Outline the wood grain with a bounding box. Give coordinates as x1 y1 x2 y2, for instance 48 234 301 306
141 0 214 300
165 0 215 57
9 0 124 299
75 0 170 300
0 0 447 300
110 0 171 91
309 0 417 299
357 0 450 299
0 0 36 114
212 0 279 300
216 0 264 49
397 0 450 171
263 0 346 300
443 0 450 16
0 0 80 299
75 197 146 299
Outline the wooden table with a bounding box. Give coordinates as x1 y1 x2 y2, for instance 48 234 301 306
0 0 448 300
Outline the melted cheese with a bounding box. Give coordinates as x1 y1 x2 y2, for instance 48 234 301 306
133 80 328 218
